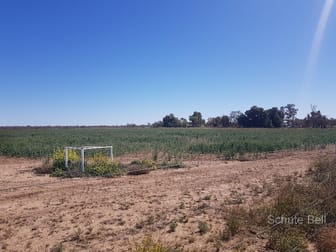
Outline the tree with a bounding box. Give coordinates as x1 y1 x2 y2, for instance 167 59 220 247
206 117 219 127
152 121 163 127
280 104 298 127
238 106 281 128
244 106 268 127
237 113 250 127
266 107 284 128
229 111 242 127
304 106 327 128
162 114 181 127
207 116 230 127
328 118 336 128
221 116 230 127
180 118 188 128
189 111 205 127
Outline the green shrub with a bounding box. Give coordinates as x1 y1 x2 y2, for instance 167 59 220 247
130 160 143 165
142 159 157 169
51 168 66 177
51 151 124 177
198 221 209 235
131 159 157 169
85 155 122 177
168 222 177 233
52 149 80 170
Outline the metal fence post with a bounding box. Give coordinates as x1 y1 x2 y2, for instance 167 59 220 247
81 148 85 172
65 147 68 168
110 146 113 161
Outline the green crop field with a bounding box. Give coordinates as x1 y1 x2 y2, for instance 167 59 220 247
0 127 336 159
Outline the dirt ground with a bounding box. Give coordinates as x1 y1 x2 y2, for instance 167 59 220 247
1 147 335 252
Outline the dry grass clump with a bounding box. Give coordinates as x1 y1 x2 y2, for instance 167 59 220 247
198 221 210 235
223 207 247 240
316 226 336 252
267 228 308 252
133 236 181 252
265 156 336 250
50 242 63 252
127 159 156 175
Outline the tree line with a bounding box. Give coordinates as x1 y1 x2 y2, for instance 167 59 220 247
152 104 336 128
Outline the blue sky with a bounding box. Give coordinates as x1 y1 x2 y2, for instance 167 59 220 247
0 0 335 125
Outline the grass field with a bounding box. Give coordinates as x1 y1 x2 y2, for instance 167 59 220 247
1 128 336 251
1 127 336 159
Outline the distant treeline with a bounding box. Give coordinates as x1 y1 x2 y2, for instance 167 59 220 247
152 104 336 128
2 104 335 129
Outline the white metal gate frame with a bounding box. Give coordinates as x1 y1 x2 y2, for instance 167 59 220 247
64 146 113 172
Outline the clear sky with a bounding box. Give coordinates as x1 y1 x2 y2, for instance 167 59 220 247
0 0 335 126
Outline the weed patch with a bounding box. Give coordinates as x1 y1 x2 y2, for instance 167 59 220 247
198 221 210 235
133 236 181 252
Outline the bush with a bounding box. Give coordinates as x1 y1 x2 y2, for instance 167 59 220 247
310 157 336 183
50 150 124 177
52 149 80 170
168 222 177 233
221 207 247 240
133 236 180 252
198 221 209 235
226 213 241 237
271 182 311 218
130 159 157 169
142 159 157 169
51 168 66 177
268 229 308 252
85 155 122 177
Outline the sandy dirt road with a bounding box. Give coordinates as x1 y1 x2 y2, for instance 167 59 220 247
0 148 333 251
